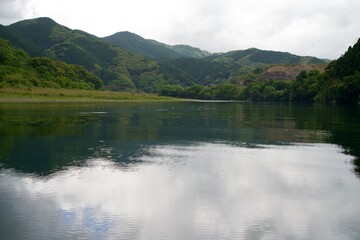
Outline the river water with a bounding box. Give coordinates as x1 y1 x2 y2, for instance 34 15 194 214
0 102 359 239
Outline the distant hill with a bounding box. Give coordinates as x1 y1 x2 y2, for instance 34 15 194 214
205 48 325 65
160 58 231 85
254 65 326 82
103 32 211 59
0 17 330 94
0 17 194 92
103 32 181 59
160 48 327 85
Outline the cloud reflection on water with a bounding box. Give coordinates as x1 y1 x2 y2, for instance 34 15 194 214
1 143 360 240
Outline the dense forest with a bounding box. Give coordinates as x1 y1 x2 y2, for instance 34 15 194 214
159 59 359 103
0 17 359 103
159 39 360 103
0 18 194 92
0 38 103 90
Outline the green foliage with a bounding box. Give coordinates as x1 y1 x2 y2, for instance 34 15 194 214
161 58 231 85
103 32 211 59
160 85 186 98
0 38 103 90
103 32 181 59
0 87 176 101
290 70 321 102
160 48 326 87
160 83 243 100
0 18 59 56
169 45 211 58
315 38 360 103
326 38 360 79
316 73 360 103
2 17 358 103
1 18 192 92
242 80 290 102
0 17 329 94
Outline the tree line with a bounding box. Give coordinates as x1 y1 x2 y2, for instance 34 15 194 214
160 38 360 103
159 68 359 103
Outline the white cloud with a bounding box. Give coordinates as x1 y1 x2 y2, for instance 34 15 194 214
1 0 360 59
0 143 358 239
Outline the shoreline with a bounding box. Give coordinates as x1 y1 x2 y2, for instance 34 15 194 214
0 87 180 103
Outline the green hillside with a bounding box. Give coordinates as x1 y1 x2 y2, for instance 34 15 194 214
315 38 360 102
205 48 325 64
104 32 211 59
160 58 231 85
159 39 360 103
160 48 327 85
103 32 181 59
0 38 103 89
169 44 211 58
0 18 193 92
4 17 350 103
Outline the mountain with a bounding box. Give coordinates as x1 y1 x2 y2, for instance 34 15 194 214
315 38 360 102
103 32 181 59
0 37 103 89
148 40 211 58
103 31 211 59
205 48 325 65
326 39 360 79
254 65 326 82
160 48 327 85
0 17 194 92
0 17 330 94
160 58 231 85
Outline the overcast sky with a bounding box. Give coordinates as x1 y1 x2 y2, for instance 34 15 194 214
1 0 360 59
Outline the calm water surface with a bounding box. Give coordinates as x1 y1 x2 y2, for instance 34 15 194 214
0 102 360 240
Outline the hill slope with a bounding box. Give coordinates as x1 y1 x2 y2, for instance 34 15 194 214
0 17 329 93
0 38 103 89
316 38 360 102
0 18 194 92
206 48 325 65
103 32 211 59
254 65 326 82
103 32 181 59
160 48 327 85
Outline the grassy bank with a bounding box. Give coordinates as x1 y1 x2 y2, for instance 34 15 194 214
0 87 178 102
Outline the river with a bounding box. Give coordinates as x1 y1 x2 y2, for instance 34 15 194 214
0 102 359 239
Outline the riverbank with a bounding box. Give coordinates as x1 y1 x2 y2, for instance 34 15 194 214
0 87 178 102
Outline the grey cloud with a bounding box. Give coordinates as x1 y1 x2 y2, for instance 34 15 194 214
0 0 32 24
0 0 359 59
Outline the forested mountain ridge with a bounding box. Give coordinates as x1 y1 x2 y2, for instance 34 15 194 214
205 48 325 65
159 38 360 103
315 38 360 102
0 17 194 92
103 31 327 85
160 49 327 86
3 16 355 103
103 31 211 59
103 32 181 59
0 38 103 89
0 17 327 94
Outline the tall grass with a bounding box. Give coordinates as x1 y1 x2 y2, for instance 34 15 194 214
0 87 178 102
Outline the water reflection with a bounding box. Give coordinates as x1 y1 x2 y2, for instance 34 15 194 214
1 143 360 240
1 102 360 239
1 102 359 176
